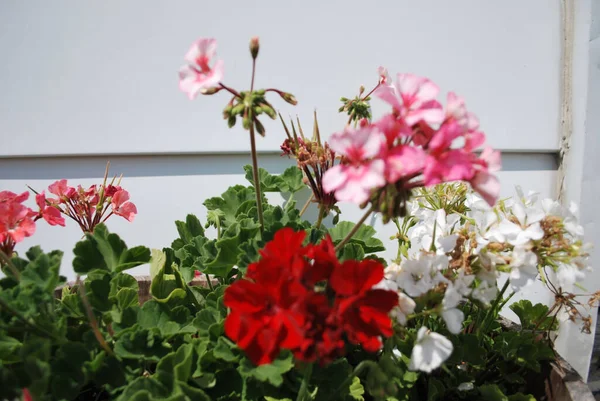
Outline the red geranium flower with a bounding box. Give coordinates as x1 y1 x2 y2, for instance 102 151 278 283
223 228 398 366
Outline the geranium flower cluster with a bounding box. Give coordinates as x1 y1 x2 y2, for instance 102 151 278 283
280 113 339 216
35 179 137 233
223 228 398 366
323 72 501 221
0 190 64 257
376 183 592 372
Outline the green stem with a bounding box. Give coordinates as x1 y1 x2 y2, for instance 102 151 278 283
0 250 20 280
299 195 313 217
314 204 326 229
334 206 374 251
296 363 313 401
76 276 114 356
479 279 510 335
205 273 214 291
249 123 265 234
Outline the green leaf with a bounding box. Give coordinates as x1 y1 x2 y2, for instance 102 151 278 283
113 327 171 362
510 300 557 330
349 377 365 401
150 249 167 282
479 384 508 401
244 165 283 192
508 393 536 401
0 334 21 363
138 301 196 338
278 166 305 194
50 342 91 400
73 224 151 273
460 334 485 366
338 243 365 262
203 185 258 227
328 222 385 253
213 337 238 362
238 351 294 387
427 378 445 401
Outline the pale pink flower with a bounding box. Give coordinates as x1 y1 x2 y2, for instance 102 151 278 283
327 126 384 163
35 192 65 227
423 150 476 186
179 38 224 100
384 145 426 182
111 190 137 222
470 147 501 205
374 114 411 145
375 73 444 126
378 66 391 85
323 161 385 204
444 92 485 151
323 126 386 203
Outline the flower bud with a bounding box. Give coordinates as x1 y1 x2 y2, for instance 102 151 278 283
281 92 298 106
200 86 222 95
249 36 260 59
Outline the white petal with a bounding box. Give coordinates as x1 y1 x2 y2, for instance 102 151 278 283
442 308 465 334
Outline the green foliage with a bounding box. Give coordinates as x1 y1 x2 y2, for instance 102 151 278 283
510 300 558 331
328 221 385 253
0 177 565 401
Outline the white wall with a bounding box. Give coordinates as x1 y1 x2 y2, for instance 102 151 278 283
1 0 597 380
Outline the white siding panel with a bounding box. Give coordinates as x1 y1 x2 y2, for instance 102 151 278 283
0 0 560 156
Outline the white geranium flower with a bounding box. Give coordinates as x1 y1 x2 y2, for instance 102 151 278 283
508 246 539 290
458 382 474 391
552 263 586 290
392 293 416 326
409 327 454 373
542 199 585 238
441 281 469 334
397 254 449 297
487 218 543 246
471 281 498 306
408 209 460 255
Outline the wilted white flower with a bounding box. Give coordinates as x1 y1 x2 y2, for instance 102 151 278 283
458 382 474 391
409 327 454 373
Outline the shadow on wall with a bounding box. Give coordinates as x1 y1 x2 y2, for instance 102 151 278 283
0 151 558 180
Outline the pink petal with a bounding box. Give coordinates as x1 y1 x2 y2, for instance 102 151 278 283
471 171 500 206
385 146 426 182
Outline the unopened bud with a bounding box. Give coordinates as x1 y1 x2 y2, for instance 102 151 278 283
249 36 260 59
200 86 222 95
359 85 365 95
254 119 266 137
281 92 298 105
227 115 237 128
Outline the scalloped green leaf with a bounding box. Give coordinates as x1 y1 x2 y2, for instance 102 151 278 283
328 221 384 253
73 224 150 273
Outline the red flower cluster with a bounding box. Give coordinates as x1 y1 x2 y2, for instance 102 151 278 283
0 190 65 257
223 228 398 366
38 179 137 233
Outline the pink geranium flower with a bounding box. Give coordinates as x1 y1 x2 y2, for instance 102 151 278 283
179 38 224 100
35 192 65 227
375 73 444 126
0 201 36 244
423 150 476 186
470 147 502 205
111 190 137 222
48 179 75 199
323 127 386 204
383 145 426 183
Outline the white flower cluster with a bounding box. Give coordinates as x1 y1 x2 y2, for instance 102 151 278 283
379 184 591 373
